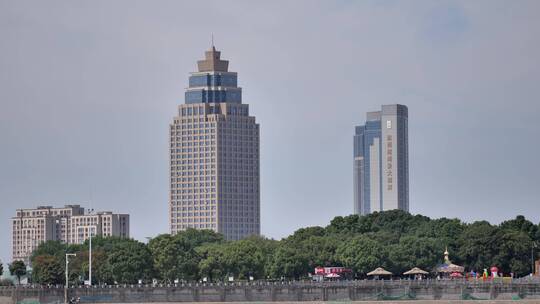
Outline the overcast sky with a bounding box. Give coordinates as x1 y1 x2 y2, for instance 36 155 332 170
1 0 539 264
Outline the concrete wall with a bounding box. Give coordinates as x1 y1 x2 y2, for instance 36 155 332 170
1 281 540 303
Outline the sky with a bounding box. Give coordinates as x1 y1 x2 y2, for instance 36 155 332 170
1 0 539 264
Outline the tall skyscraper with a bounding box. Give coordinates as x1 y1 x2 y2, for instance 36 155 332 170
353 104 409 215
169 46 260 240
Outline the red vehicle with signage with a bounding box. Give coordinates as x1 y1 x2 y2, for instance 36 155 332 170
313 267 352 281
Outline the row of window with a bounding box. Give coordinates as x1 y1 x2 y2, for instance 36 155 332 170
172 218 216 223
171 175 256 182
170 201 258 208
221 223 259 228
172 120 257 129
188 74 237 88
170 170 216 176
173 211 216 217
172 194 217 199
171 144 217 150
171 153 215 159
170 201 216 206
221 215 258 221
176 183 258 190
171 129 215 136
172 135 216 141
171 142 259 150
171 190 257 197
173 122 216 129
180 104 249 117
171 176 215 182
172 164 258 171
172 205 217 211
170 157 216 163
171 170 258 178
173 164 216 170
171 188 216 193
172 223 216 230
171 172 217 178
185 89 242 104
171 135 259 142
171 182 216 188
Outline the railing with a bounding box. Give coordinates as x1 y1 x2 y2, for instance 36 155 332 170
2 279 540 290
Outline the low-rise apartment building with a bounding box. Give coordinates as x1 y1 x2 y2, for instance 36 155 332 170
12 205 129 264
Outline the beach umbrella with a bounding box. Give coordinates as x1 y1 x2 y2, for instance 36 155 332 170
403 267 429 275
367 267 393 276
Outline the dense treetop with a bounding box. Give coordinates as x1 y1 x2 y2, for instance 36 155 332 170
28 210 540 285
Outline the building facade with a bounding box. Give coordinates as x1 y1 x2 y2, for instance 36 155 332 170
169 46 260 240
70 212 129 245
12 205 129 263
353 104 409 215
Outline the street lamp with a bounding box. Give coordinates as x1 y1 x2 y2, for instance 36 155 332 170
88 224 97 286
532 241 537 276
87 209 95 287
65 253 76 304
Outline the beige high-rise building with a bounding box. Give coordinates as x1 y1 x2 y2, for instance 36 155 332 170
169 46 260 240
12 205 129 263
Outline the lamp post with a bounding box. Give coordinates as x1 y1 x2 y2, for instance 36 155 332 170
65 253 76 304
532 241 537 276
88 209 95 286
89 226 93 286
88 224 98 286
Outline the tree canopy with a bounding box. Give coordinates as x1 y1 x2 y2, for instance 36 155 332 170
9 260 26 284
28 211 540 284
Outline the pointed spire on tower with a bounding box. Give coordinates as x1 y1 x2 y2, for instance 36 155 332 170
197 41 229 72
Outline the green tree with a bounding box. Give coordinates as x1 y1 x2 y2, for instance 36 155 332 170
297 236 341 269
335 235 388 276
74 249 113 285
148 234 199 282
30 240 67 262
90 250 113 284
222 237 271 280
492 230 532 276
387 236 443 274
197 243 227 282
326 215 364 235
268 245 310 279
32 255 64 285
9 260 27 284
280 228 340 272
458 221 497 272
286 226 326 242
107 239 154 284
500 215 538 241
197 236 276 281
177 228 224 247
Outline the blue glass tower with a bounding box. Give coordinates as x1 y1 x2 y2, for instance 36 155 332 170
353 105 409 215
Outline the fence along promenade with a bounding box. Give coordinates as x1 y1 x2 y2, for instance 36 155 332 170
1 279 540 303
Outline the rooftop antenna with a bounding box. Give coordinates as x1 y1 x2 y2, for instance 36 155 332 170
211 34 214 48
